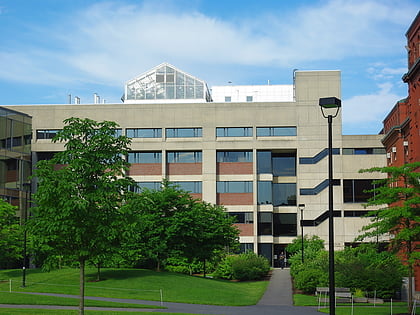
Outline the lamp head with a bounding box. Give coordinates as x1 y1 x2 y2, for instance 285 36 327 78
298 204 305 211
319 97 341 118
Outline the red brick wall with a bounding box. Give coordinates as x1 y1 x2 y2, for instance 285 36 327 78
235 223 254 236
217 162 253 174
128 163 162 175
217 193 253 205
167 163 202 175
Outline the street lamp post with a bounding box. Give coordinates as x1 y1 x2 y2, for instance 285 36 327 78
319 97 341 315
298 204 305 263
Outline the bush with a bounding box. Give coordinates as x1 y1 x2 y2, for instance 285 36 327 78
214 252 270 281
294 268 327 293
213 255 236 279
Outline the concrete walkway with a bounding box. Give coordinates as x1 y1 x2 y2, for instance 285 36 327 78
0 268 320 314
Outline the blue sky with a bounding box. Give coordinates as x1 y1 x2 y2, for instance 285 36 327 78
0 0 418 135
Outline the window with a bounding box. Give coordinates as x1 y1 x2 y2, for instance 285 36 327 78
36 129 60 139
258 212 272 235
258 181 272 205
172 181 202 193
257 151 272 174
273 183 296 206
344 211 373 217
246 96 253 102
342 148 386 155
257 151 296 176
127 152 161 164
239 243 254 253
257 127 296 137
272 153 296 176
228 212 254 224
131 181 161 192
273 213 297 236
258 182 296 206
343 179 380 203
216 127 252 137
113 129 122 137
126 128 162 138
217 181 252 193
217 151 252 162
225 96 231 102
166 128 202 138
167 151 202 163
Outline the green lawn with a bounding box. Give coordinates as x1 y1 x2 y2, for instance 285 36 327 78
0 310 194 315
0 267 268 306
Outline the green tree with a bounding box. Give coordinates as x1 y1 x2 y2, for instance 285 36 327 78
358 162 420 310
0 199 22 268
29 118 134 315
335 244 405 298
123 180 239 273
170 200 239 276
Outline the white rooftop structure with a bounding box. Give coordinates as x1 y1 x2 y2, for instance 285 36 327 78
211 84 294 103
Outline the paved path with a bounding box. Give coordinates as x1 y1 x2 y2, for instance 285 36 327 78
0 268 320 314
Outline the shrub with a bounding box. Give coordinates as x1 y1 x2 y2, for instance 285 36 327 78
294 268 327 293
214 252 270 281
213 255 236 279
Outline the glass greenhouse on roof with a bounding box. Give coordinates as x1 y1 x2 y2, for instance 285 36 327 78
123 63 212 103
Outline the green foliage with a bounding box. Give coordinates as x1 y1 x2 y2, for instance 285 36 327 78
335 244 405 299
213 255 237 280
121 180 239 272
288 240 404 297
286 235 325 259
289 248 329 293
0 199 22 268
214 252 270 281
359 162 419 309
30 118 134 266
29 117 134 313
358 162 420 256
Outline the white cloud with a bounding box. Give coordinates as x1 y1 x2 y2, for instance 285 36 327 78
0 0 416 87
342 82 405 131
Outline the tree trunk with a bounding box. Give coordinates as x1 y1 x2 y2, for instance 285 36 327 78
79 258 85 315
96 262 101 282
408 260 413 313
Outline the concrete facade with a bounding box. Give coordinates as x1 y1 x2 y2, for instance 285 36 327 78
4 67 387 266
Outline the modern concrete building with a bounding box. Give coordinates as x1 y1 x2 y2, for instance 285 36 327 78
3 63 388 266
0 107 32 220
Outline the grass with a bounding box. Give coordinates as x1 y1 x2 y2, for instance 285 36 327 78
0 310 195 315
0 267 268 306
0 292 161 309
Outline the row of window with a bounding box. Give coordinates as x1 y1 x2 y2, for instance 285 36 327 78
229 210 374 224
130 179 378 204
36 127 297 140
127 150 297 176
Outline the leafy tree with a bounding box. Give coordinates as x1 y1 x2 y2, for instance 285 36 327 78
358 162 420 310
170 200 239 276
286 235 325 257
0 199 22 268
335 244 405 298
29 118 134 315
122 180 239 273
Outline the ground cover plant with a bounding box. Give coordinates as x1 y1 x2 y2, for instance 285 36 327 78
0 267 268 306
0 311 195 315
0 292 161 309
